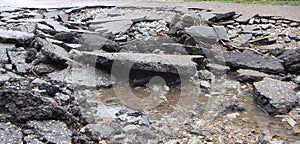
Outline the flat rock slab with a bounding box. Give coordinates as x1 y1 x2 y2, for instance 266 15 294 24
253 78 298 115
89 20 133 35
0 29 34 45
45 19 70 32
277 48 300 74
223 50 284 74
36 37 71 68
236 69 271 83
78 34 119 52
71 50 204 76
185 25 229 45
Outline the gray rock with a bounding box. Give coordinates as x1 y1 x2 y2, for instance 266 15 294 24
253 78 298 115
294 76 300 85
0 72 21 85
78 34 120 52
138 128 157 140
138 117 150 126
80 124 115 140
207 63 230 76
71 50 204 76
27 120 72 144
36 37 71 68
123 124 139 133
288 63 300 74
0 122 23 143
14 23 36 33
47 67 114 89
0 29 34 45
290 22 299 27
4 64 13 70
45 19 70 32
46 38 82 52
31 78 47 86
89 20 133 35
213 26 230 41
197 70 215 81
0 44 14 64
199 80 210 89
208 11 236 22
7 50 31 74
236 69 271 83
33 63 55 75
170 13 203 29
53 32 76 43
54 93 71 105
36 23 55 34
189 129 200 135
25 48 38 63
222 50 285 74
249 37 277 45
185 25 229 45
236 14 254 24
277 48 300 74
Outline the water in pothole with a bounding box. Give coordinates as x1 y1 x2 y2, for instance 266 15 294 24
75 79 300 142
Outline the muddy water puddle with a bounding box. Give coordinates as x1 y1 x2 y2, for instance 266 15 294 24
77 82 300 142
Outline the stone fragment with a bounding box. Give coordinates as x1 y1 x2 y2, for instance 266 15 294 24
80 124 115 140
290 22 299 27
0 29 34 45
0 72 21 85
208 11 236 22
8 50 31 74
36 37 71 68
222 50 284 74
71 50 204 76
53 32 77 43
277 48 300 74
206 63 230 76
33 63 55 75
123 124 139 133
14 23 36 33
0 44 14 64
89 20 133 35
25 48 38 63
45 19 70 32
78 34 120 52
236 69 271 83
236 14 255 24
249 37 277 45
170 13 203 29
36 23 55 34
253 78 298 115
27 120 72 144
185 25 229 44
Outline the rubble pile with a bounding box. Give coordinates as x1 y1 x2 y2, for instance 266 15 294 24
0 3 299 143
